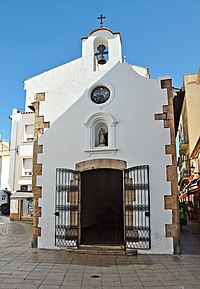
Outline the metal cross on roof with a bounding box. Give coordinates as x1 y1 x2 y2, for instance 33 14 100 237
98 14 106 27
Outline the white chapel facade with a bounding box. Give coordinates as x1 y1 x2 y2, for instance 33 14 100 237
24 23 179 254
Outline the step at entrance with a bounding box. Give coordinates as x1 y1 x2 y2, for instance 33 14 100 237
70 245 137 255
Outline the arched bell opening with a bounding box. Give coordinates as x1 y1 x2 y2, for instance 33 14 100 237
93 36 108 71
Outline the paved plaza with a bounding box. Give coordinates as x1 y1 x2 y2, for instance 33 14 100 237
0 215 200 289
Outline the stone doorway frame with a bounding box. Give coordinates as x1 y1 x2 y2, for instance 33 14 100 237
76 159 127 172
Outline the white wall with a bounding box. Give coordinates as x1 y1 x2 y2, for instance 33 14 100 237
0 156 10 190
24 29 173 253
29 63 172 253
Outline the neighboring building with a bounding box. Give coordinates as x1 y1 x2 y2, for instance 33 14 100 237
9 109 34 221
0 141 10 191
0 141 10 210
23 24 179 254
177 69 200 220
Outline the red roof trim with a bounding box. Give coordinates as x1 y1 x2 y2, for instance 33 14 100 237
179 192 188 200
81 27 122 43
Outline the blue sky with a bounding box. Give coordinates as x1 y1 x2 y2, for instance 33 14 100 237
0 0 199 141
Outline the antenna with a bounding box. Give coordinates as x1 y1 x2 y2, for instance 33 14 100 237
123 56 127 63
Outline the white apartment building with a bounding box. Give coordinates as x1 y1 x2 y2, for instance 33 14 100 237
9 109 34 221
0 141 10 207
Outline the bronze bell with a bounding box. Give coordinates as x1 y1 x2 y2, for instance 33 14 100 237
98 54 107 65
97 44 107 65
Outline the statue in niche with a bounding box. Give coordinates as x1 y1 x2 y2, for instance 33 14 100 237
98 127 107 146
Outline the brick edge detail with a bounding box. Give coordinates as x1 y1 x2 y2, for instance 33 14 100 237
154 79 180 254
32 93 50 248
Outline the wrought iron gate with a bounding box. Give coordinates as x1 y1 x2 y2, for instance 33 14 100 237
124 165 150 249
55 168 80 247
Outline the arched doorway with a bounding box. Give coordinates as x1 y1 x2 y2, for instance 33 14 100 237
80 169 123 246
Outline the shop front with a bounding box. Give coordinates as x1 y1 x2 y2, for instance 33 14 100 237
10 191 33 221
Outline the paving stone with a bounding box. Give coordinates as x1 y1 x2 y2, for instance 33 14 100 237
121 281 143 287
1 278 23 284
39 284 60 289
17 285 40 289
42 279 63 285
20 279 43 285
0 284 19 289
60 285 81 289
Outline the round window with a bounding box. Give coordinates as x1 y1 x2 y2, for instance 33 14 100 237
91 86 110 104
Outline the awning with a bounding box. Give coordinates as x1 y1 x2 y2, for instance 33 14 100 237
187 177 200 192
10 191 33 199
179 192 188 200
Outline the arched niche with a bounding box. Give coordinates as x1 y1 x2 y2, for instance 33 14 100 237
84 112 118 155
95 122 108 147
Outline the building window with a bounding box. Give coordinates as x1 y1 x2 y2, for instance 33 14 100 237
20 185 28 191
24 124 34 142
20 185 32 191
22 158 33 176
88 82 115 108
